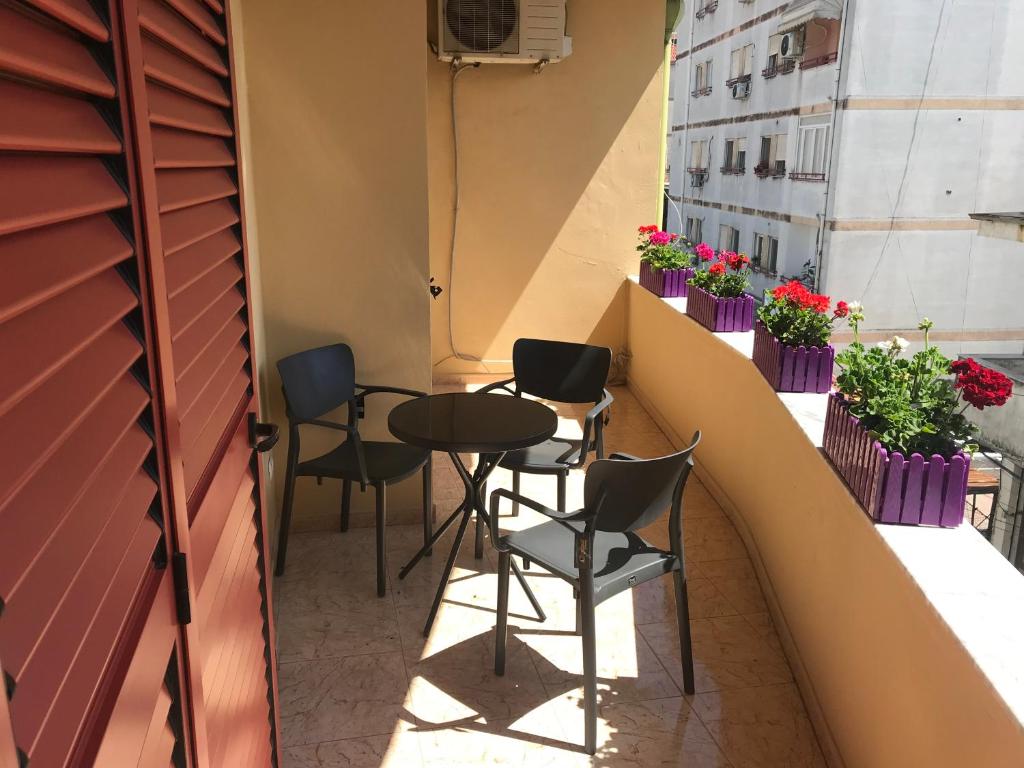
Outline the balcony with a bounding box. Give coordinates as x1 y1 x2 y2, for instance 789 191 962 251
789 171 827 182
695 0 719 20
720 165 746 176
799 51 838 70
762 59 797 79
691 85 713 97
687 167 710 187
754 162 787 179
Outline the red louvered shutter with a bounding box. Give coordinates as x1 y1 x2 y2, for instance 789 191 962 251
119 0 281 765
0 2 190 766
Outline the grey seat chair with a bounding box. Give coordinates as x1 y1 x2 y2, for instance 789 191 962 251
480 338 613 516
488 433 701 755
275 343 432 596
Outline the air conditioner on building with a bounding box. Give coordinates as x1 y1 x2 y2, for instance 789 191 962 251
732 80 751 99
779 30 805 60
438 0 572 64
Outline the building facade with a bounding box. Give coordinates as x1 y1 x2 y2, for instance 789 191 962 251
667 0 1024 354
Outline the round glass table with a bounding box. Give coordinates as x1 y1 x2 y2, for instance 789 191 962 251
389 392 558 636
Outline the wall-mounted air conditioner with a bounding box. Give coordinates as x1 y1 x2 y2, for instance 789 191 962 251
732 80 751 99
780 30 804 60
438 0 572 64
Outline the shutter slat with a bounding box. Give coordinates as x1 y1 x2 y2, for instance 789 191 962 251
149 83 232 137
164 0 225 45
192 442 252 592
197 481 252 615
176 315 245 418
171 288 244 380
0 391 150 595
179 345 247 448
20 516 161 765
0 79 121 154
0 215 133 325
157 168 237 214
24 0 109 42
165 225 240 297
0 5 115 97
139 0 227 76
0 326 142 515
183 371 248 495
142 34 229 106
0 156 128 237
152 125 234 168
136 684 175 768
169 258 242 338
0 270 137 418
202 0 224 15
208 599 261 764
202 534 257 678
161 198 238 255
1 469 156 679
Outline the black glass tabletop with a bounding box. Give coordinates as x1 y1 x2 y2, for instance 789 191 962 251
388 392 558 453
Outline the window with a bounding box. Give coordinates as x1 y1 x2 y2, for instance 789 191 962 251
756 134 787 176
753 233 779 273
689 139 709 170
686 217 703 244
694 59 713 94
728 44 753 82
722 137 746 173
792 115 830 180
719 224 740 253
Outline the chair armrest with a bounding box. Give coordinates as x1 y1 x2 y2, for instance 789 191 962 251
477 377 516 395
300 417 353 433
488 488 593 548
355 383 427 399
573 389 614 467
295 419 368 489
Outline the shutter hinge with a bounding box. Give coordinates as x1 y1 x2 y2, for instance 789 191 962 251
171 553 192 626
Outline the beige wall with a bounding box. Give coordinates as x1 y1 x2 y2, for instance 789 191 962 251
427 0 667 376
627 280 1024 768
236 2 432 534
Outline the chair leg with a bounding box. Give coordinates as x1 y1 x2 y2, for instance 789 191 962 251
422 456 433 557
511 470 521 516
557 472 567 512
474 480 486 559
579 572 598 755
274 454 298 577
673 570 695 695
339 480 352 532
375 482 387 598
495 549 511 675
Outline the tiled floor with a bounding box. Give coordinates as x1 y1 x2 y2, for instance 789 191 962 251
275 386 826 767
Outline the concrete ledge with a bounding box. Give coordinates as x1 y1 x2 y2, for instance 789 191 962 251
626 276 1024 768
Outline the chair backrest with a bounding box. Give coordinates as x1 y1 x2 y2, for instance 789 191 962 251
512 338 611 404
277 343 356 421
583 432 701 533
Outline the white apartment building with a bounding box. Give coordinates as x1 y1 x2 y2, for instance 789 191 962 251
666 0 1024 354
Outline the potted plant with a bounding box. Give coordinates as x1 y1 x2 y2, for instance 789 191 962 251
685 248 755 332
823 312 1013 527
753 280 848 393
636 225 697 298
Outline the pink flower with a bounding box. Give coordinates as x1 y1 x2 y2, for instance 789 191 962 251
695 243 715 261
648 231 672 246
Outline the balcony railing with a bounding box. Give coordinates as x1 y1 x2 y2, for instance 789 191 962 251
800 51 838 70
754 162 786 179
789 171 826 182
720 165 745 176
687 167 709 187
762 59 796 79
690 86 713 97
695 0 718 19
724 74 752 87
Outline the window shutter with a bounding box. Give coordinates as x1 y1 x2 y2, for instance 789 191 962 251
0 2 186 765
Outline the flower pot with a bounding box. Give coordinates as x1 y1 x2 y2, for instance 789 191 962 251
639 261 696 298
685 285 755 332
752 321 834 393
822 394 970 527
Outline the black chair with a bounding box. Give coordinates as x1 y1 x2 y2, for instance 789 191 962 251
480 339 614 517
275 343 432 597
488 433 701 755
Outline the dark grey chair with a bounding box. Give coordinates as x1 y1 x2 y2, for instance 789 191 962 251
480 338 613 516
275 343 432 596
488 433 701 755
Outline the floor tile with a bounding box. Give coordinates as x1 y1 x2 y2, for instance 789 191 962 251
281 731 422 768
278 652 411 747
692 684 826 768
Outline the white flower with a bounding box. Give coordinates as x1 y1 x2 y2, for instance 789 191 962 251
876 340 892 351
877 336 910 353
847 301 864 314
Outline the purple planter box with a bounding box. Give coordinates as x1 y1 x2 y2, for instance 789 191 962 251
822 394 970 527
685 285 755 333
639 261 696 298
752 321 834 393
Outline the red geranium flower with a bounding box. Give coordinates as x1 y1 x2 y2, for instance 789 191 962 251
952 358 1014 409
638 224 659 234
726 252 750 272
709 262 726 276
834 300 849 319
695 242 715 261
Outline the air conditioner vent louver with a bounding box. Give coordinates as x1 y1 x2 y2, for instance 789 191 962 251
446 0 518 52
